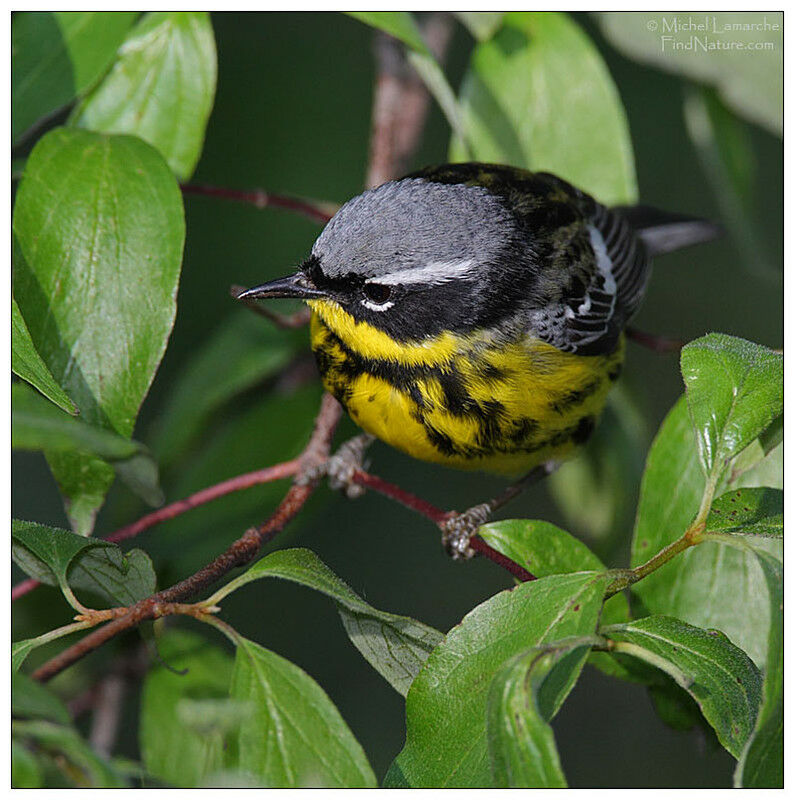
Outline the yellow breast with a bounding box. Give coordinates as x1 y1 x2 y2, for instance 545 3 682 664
308 300 623 475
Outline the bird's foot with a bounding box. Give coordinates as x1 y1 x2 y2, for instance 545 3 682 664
324 433 375 499
440 503 493 560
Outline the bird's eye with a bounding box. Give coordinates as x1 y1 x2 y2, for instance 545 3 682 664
362 283 393 307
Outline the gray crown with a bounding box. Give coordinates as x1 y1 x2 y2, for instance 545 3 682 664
311 178 516 281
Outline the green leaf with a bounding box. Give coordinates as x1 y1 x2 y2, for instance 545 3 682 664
12 720 126 787
12 520 156 608
385 572 607 787
12 299 76 415
479 520 606 577
455 12 505 41
450 12 637 205
602 616 762 758
631 396 781 669
229 636 376 788
206 548 443 697
13 621 97 673
13 641 39 673
68 547 156 607
683 88 776 284
12 11 138 143
680 333 783 481
151 313 303 465
734 549 783 787
599 12 782 135
13 127 184 533
45 454 116 537
347 12 467 147
706 488 782 537
140 629 234 787
488 643 591 787
347 11 427 52
728 440 783 491
12 383 163 507
12 672 71 725
478 519 628 626
12 519 113 589
12 740 42 788
71 12 217 179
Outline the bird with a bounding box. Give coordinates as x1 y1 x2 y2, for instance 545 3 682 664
237 163 720 540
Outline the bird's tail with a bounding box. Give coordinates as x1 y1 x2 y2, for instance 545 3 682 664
614 205 725 257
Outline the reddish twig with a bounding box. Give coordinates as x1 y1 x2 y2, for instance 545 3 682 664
181 183 336 225
12 459 302 602
351 468 450 525
11 578 38 601
468 537 536 583
32 395 342 683
105 459 301 544
351 468 535 582
626 326 685 353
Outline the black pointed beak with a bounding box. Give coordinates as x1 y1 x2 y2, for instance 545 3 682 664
235 272 326 301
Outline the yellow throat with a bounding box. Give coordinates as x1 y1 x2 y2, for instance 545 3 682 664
308 299 623 475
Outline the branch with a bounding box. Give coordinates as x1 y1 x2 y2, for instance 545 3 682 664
351 468 536 583
626 326 685 353
32 395 342 683
12 459 301 601
180 183 336 224
366 12 454 187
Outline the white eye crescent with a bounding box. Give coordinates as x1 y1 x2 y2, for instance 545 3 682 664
362 283 393 311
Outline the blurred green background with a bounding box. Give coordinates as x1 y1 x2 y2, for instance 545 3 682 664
13 11 782 788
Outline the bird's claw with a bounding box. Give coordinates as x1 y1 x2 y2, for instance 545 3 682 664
440 503 492 560
325 433 374 499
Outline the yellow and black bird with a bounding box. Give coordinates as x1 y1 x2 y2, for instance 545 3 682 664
239 163 719 542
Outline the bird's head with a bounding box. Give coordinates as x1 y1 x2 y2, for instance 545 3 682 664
237 178 530 343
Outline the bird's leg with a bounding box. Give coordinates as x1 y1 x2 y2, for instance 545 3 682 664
323 433 375 499
440 462 559 560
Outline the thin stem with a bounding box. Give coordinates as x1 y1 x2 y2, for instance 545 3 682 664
12 578 38 601
350 468 536 582
32 394 342 684
605 522 705 597
180 184 336 224
468 537 536 582
58 581 91 615
104 459 301 544
25 619 97 650
12 459 302 603
625 326 685 353
199 614 245 648
351 468 450 525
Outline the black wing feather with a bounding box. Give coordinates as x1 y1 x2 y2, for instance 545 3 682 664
407 163 719 356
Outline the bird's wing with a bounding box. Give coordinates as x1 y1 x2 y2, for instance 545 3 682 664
527 191 650 356
407 164 650 355
500 169 650 356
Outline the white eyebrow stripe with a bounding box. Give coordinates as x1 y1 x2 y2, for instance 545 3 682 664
368 258 475 286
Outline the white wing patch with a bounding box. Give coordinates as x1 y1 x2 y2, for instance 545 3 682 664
370 258 475 287
529 225 621 353
588 224 617 296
